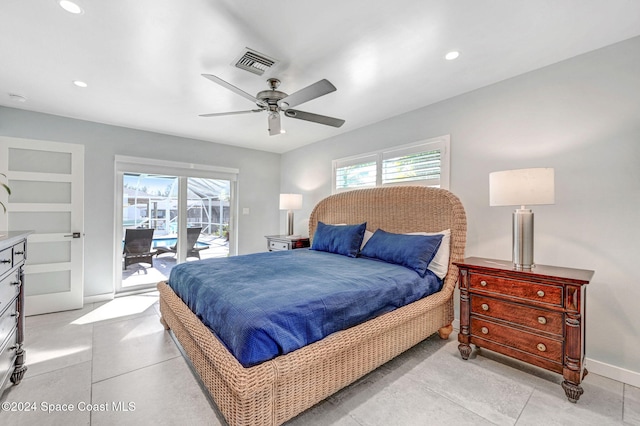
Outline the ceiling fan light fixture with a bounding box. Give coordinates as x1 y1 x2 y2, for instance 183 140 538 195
59 0 84 14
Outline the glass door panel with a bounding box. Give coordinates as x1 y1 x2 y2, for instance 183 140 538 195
122 173 178 289
186 177 230 260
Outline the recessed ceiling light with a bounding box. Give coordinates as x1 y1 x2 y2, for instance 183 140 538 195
445 51 460 61
73 80 88 88
8 93 27 102
58 0 84 14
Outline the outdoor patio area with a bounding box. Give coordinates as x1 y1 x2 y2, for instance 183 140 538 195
122 235 229 288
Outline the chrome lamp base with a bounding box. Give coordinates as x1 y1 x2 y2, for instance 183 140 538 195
286 210 294 236
512 208 534 269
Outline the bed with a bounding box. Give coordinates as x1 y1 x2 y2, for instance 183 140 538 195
157 186 467 425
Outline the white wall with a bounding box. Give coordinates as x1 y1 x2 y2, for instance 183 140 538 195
280 37 640 381
0 107 281 298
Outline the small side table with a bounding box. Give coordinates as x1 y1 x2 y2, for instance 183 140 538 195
455 257 594 403
265 235 310 252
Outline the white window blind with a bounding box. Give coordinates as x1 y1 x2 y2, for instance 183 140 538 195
332 135 450 193
382 145 442 186
334 154 378 191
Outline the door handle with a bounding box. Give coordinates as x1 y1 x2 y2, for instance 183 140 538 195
64 232 82 238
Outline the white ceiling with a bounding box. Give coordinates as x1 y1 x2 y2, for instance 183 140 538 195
1 1 639 154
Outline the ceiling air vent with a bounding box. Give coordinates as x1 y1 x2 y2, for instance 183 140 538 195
233 48 277 76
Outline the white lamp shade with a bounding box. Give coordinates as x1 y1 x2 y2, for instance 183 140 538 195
490 168 555 207
279 193 303 210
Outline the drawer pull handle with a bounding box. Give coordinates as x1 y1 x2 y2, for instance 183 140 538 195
538 316 547 325
11 281 20 286
480 327 489 334
480 280 487 287
537 343 547 352
537 290 545 297
11 310 19 318
481 303 489 311
1 259 10 264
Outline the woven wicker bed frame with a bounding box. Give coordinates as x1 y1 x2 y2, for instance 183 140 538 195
158 186 467 425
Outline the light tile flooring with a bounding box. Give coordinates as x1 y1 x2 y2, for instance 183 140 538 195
1 291 639 426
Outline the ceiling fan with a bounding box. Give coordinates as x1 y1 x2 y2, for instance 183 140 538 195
199 74 345 136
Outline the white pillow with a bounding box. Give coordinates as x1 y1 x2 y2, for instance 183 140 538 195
361 229 374 249
405 229 451 279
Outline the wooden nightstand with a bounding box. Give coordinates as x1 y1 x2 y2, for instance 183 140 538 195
265 235 310 252
455 257 594 403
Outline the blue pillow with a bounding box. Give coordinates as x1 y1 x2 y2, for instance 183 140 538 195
360 229 443 277
311 222 367 258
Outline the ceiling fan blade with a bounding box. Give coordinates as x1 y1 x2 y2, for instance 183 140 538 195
199 109 262 117
268 112 282 136
202 74 267 107
284 109 345 128
279 79 336 109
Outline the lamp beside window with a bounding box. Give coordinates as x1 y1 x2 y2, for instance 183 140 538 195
279 193 303 236
489 168 555 269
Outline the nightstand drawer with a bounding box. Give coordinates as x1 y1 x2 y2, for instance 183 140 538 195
269 241 290 251
0 247 12 277
266 236 310 251
0 301 18 350
12 241 26 265
471 295 563 335
0 270 20 312
471 317 562 363
470 274 563 307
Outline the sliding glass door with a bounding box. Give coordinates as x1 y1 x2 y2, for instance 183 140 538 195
116 157 237 293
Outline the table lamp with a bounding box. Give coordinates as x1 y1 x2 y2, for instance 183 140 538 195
279 193 302 236
489 168 555 269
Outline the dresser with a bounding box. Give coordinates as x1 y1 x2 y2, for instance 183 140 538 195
0 232 29 395
455 257 594 403
265 235 310 251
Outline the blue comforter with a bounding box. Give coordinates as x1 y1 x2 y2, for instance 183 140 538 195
168 249 442 367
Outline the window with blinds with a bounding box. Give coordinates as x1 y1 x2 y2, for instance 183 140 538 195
332 136 449 193
335 160 377 190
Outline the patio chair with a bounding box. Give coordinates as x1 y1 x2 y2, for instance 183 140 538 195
155 227 208 260
123 228 156 270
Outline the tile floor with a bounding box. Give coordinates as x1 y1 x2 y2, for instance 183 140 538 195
1 291 638 426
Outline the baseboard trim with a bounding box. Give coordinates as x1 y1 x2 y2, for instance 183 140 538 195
83 292 114 304
450 319 639 387
585 358 640 388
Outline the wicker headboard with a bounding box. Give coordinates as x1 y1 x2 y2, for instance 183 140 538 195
308 186 467 297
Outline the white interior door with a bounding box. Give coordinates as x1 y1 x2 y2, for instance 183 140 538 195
0 137 84 315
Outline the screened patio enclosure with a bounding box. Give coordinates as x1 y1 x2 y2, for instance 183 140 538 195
123 174 230 239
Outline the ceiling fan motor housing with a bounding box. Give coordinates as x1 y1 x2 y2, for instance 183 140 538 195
257 87 288 110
